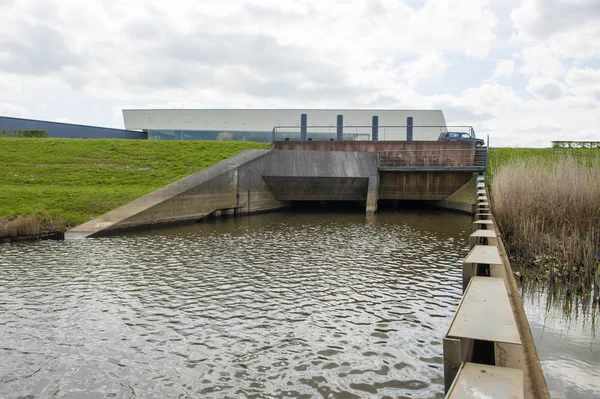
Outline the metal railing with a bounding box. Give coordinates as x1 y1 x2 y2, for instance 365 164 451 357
377 147 488 171
272 125 476 141
552 141 600 149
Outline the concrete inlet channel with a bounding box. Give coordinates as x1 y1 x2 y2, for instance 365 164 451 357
66 141 550 398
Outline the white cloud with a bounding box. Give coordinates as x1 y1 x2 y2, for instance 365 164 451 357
398 51 449 84
0 102 28 118
492 60 515 79
0 0 598 147
519 46 565 79
527 77 566 100
511 0 600 60
407 0 498 59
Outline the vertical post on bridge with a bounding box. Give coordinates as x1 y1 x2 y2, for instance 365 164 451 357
300 113 307 141
407 117 413 141
372 116 379 141
337 114 343 141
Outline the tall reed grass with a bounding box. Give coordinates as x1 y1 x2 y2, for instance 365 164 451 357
0 212 66 239
491 156 600 295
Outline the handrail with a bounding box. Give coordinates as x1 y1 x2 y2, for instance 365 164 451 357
271 125 476 141
551 141 600 148
377 147 488 170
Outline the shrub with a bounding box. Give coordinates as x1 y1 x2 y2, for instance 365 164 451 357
0 130 49 138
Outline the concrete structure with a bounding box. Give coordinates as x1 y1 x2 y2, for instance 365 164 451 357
122 109 449 141
0 116 144 139
67 150 286 238
67 140 484 237
469 229 498 247
447 362 523 399
64 139 548 397
443 177 550 399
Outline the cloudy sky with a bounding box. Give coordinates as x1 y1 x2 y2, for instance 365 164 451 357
0 0 599 146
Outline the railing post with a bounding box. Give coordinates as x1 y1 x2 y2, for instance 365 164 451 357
372 116 379 141
407 117 413 141
336 115 343 141
300 113 307 141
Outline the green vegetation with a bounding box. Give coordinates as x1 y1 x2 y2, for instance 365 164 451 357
488 148 600 297
0 138 270 232
0 130 49 138
486 147 600 183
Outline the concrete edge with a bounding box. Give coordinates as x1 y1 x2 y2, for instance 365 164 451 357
66 149 273 238
431 173 478 214
493 218 551 399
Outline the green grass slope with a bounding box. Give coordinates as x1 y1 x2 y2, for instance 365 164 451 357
0 138 270 225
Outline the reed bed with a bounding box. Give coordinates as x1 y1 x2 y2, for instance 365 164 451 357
491 155 600 296
0 213 66 239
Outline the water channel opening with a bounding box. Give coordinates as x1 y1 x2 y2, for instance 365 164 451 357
289 200 441 213
289 200 366 212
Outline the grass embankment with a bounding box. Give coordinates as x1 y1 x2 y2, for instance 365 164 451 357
488 148 600 297
0 138 270 238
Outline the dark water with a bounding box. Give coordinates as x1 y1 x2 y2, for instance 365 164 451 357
0 210 472 399
518 278 600 399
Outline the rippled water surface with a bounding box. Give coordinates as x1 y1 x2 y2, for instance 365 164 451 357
0 210 472 398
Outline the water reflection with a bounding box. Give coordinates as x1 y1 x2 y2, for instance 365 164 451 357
0 209 472 398
518 277 600 398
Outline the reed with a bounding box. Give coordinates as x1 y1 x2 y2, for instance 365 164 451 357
0 212 66 239
491 155 600 291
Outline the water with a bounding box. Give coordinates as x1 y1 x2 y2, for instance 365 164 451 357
518 278 600 398
0 209 472 399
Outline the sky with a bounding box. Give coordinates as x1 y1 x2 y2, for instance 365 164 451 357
0 0 599 147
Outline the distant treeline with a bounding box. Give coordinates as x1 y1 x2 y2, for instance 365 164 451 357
0 130 49 138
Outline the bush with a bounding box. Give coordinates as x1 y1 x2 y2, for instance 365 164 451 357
0 130 49 138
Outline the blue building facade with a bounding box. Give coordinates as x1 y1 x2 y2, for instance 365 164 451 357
0 116 146 139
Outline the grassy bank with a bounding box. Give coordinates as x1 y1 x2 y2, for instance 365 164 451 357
0 138 269 236
488 148 600 295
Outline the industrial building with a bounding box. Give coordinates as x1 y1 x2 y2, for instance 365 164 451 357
1 109 449 142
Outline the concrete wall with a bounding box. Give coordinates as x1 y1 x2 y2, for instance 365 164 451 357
0 116 145 139
432 175 478 213
67 146 479 238
379 171 475 200
262 150 378 202
66 150 285 238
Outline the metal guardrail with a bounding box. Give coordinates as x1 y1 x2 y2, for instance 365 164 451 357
551 141 600 149
272 125 476 141
377 148 488 171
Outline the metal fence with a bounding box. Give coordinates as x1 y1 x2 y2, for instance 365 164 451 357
377 148 488 171
551 141 600 149
272 125 476 142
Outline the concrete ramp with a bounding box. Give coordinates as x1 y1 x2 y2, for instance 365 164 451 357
262 150 378 201
66 150 284 238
